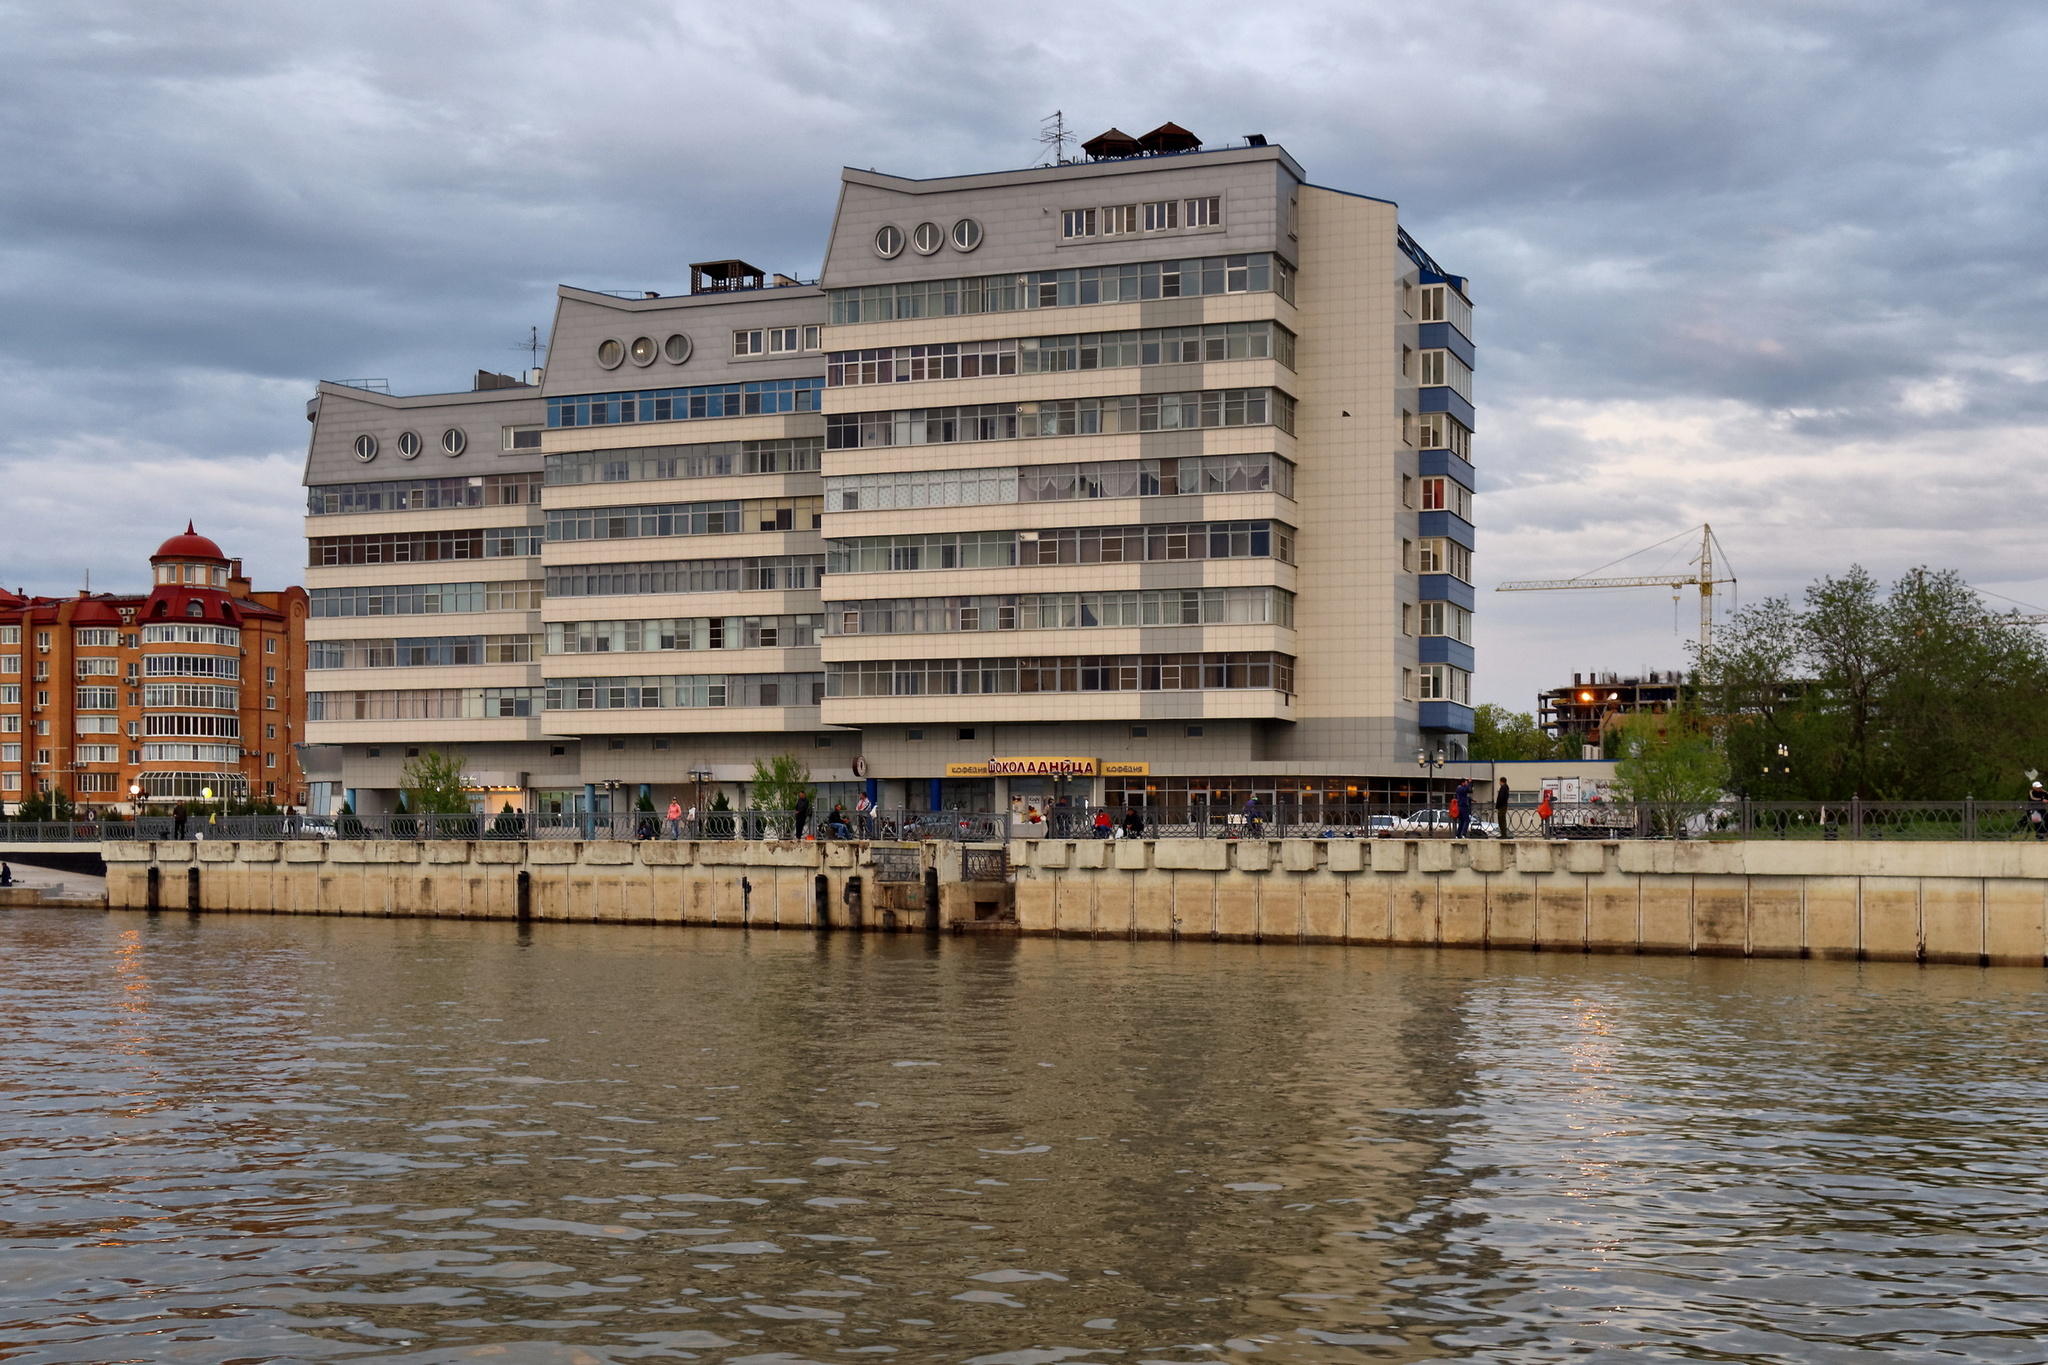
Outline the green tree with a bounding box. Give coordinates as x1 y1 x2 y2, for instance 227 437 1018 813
1612 711 1730 836
748 753 813 811
1470 703 1582 762
1695 566 2048 798
401 750 474 815
17 790 78 822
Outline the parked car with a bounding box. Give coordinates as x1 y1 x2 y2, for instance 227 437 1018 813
1397 808 1500 837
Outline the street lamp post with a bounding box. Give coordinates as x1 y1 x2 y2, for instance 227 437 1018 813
1417 747 1446 836
689 768 712 834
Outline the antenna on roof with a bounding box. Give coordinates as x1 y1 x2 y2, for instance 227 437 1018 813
513 325 548 367
1037 111 1073 166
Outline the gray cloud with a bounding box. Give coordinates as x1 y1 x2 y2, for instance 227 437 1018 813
3 0 2046 709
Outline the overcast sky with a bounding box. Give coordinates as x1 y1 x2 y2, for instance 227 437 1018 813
3 0 2044 709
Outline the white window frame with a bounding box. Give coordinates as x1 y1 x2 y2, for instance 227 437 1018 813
733 329 765 356
1184 196 1220 227
1418 349 1473 400
1102 204 1137 235
1061 208 1097 239
1142 200 1179 232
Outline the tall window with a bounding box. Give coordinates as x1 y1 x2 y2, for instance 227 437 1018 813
1419 477 1471 519
1418 664 1471 704
1416 413 1472 459
1416 538 1472 583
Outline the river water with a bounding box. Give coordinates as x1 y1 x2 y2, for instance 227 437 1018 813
2 909 2046 1364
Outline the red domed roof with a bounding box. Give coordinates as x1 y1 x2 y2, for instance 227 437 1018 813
152 522 227 564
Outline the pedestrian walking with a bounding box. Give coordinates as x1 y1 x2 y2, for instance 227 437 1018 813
2030 782 2048 840
1495 777 1511 838
666 798 683 839
855 791 874 838
1243 796 1263 835
173 802 188 840
1537 788 1554 838
1453 778 1473 838
0 864 12 887
793 791 811 841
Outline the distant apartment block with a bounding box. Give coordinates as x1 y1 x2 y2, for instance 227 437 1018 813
0 527 307 813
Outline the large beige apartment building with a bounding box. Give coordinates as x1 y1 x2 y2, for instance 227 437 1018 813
301 130 1476 817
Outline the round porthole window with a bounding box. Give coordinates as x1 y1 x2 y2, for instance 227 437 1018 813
396 430 423 459
441 427 467 456
911 221 943 255
597 338 625 369
352 434 378 462
873 224 904 259
629 336 657 366
663 333 693 364
951 217 983 251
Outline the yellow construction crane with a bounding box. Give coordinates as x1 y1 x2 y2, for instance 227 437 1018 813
1497 524 1737 655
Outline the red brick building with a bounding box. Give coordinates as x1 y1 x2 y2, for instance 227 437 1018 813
0 527 308 815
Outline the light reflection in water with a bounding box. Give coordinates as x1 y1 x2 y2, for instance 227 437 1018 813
0 911 2043 1362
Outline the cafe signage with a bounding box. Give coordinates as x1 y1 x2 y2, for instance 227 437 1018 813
942 758 1150 778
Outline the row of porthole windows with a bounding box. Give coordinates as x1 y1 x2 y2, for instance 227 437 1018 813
597 333 694 370
875 218 982 260
353 428 468 463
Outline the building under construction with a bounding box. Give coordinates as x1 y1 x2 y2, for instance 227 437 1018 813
1539 671 1686 744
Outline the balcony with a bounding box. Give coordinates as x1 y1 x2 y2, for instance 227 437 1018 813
1418 386 1476 431
1417 510 1475 549
1417 449 1475 487
1417 321 1474 366
1419 700 1474 734
1418 574 1475 610
1417 637 1475 671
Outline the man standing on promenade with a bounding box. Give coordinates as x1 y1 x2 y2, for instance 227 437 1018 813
793 790 811 841
1495 777 1512 837
1453 777 1473 838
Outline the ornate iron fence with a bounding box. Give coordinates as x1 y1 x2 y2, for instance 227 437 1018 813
869 847 923 883
962 847 1009 882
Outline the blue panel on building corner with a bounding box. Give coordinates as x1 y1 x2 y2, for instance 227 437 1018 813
1418 510 1475 548
1420 701 1476 734
1418 321 1474 367
1418 387 1476 430
1418 574 1475 610
1418 637 1475 671
1417 449 1476 488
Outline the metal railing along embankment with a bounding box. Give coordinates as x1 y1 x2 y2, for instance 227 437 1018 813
6 800 2047 844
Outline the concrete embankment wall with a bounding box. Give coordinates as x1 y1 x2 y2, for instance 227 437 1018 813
1013 836 2048 966
105 837 2048 967
103 839 984 931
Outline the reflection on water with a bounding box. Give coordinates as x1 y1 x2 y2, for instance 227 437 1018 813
1 909 2045 1363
